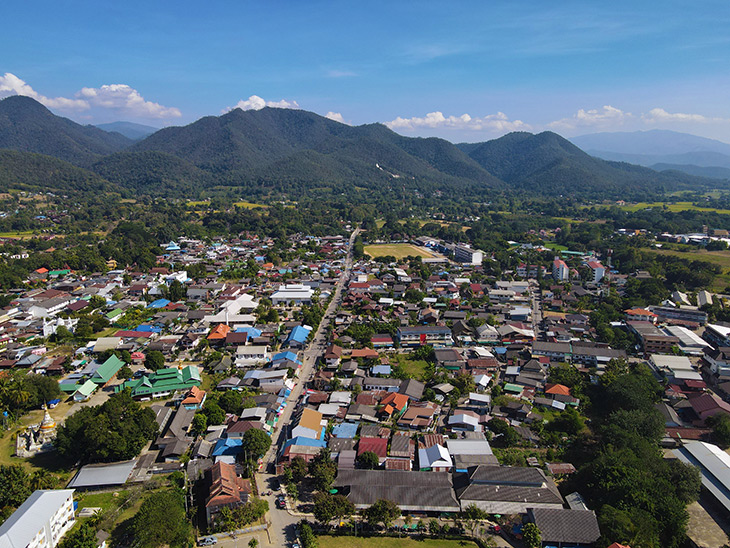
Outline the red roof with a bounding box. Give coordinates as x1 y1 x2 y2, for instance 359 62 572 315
545 383 571 396
208 324 231 340
358 437 388 458
114 330 153 338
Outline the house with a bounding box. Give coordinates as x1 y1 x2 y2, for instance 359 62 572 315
291 408 324 440
399 378 425 400
418 443 452 472
358 437 388 465
271 284 314 305
73 379 97 402
0 489 76 548
181 386 206 410
235 345 270 367
286 325 312 348
362 377 401 392
526 508 601 548
398 326 453 347
90 355 125 387
324 345 343 368
380 392 409 417
204 462 252 525
116 366 201 399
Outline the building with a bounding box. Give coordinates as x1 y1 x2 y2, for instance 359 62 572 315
204 462 252 525
649 305 707 326
115 366 201 399
291 408 324 440
398 326 453 347
586 260 606 283
0 490 75 548
664 325 710 356
271 284 314 305
705 323 730 348
235 345 270 367
673 441 730 515
453 245 484 265
334 469 460 513
455 465 563 513
526 508 601 548
552 258 569 282
627 321 679 355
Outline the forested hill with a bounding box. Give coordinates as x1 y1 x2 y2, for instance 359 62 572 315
0 95 725 199
457 131 712 197
0 96 132 165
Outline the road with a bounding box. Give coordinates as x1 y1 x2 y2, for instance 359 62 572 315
530 280 543 340
252 228 360 547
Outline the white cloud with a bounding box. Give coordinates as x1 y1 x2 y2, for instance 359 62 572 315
76 84 181 118
0 72 181 119
385 111 530 133
223 95 299 113
0 72 88 111
548 105 631 130
325 111 347 124
641 107 718 124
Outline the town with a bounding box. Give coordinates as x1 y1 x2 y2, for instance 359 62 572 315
0 209 728 548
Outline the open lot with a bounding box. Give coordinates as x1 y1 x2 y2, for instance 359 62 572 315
645 247 730 290
617 201 730 215
316 537 479 548
364 243 435 260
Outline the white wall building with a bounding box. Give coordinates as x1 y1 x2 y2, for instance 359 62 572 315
271 284 314 305
552 258 569 282
0 489 75 548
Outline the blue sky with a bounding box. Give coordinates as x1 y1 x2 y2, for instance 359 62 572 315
2 0 730 142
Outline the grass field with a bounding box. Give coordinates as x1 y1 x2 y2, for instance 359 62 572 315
234 201 267 209
364 244 435 260
392 355 431 381
317 537 479 548
617 201 730 215
544 242 568 251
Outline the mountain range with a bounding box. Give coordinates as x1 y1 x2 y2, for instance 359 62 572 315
571 130 730 178
96 121 159 141
0 95 725 199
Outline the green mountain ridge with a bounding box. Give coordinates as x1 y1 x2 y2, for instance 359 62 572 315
0 96 725 199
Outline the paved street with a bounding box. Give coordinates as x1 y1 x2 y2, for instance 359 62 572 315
251 228 360 547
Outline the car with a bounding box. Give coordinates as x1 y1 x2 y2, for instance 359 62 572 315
197 537 217 546
489 524 501 534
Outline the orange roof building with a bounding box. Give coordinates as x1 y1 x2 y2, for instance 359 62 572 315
204 461 251 525
208 323 231 340
545 383 571 397
181 386 207 410
381 392 409 414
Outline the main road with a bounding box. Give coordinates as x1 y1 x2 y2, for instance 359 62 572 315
252 228 360 547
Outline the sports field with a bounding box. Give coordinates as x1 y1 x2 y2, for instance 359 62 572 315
364 243 435 259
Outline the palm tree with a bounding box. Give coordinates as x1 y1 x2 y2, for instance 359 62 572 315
6 381 29 409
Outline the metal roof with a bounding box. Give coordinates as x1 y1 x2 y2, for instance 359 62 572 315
0 490 74 548
68 460 137 489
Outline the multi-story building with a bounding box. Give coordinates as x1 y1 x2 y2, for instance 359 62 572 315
628 321 680 355
397 326 453 347
649 305 707 326
0 490 75 548
552 258 569 282
453 245 484 265
586 260 606 283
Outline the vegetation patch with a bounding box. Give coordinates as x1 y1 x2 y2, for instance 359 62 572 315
316 537 479 548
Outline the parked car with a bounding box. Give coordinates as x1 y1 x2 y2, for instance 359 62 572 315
197 537 217 546
489 524 501 534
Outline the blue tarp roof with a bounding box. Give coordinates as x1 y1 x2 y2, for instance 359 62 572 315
272 351 298 363
212 437 243 457
235 326 262 338
136 324 162 333
281 436 326 453
287 325 311 344
147 299 170 309
332 422 358 439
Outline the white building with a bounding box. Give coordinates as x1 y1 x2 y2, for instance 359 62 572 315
673 441 730 514
586 260 606 283
235 345 270 367
271 284 314 305
453 245 484 266
552 258 569 282
0 489 75 548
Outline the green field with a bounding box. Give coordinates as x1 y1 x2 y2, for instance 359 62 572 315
392 355 431 381
618 201 730 215
234 201 267 209
544 242 568 252
317 537 479 548
364 244 436 260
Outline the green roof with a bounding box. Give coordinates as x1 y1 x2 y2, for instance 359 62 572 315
49 269 71 276
60 382 81 393
106 308 124 320
91 355 125 384
116 366 201 398
75 379 97 397
503 383 523 393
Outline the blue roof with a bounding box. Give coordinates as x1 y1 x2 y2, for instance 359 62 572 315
332 422 358 439
212 437 243 457
272 351 298 363
147 299 170 309
136 324 162 333
371 365 392 376
281 436 326 453
287 325 311 344
235 326 262 338
494 346 508 355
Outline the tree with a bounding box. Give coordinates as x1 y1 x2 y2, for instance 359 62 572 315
289 456 308 482
240 428 271 462
58 523 97 548
313 492 354 524
522 523 541 548
130 490 191 548
364 499 400 529
145 350 165 371
203 401 226 425
461 504 488 537
192 413 208 436
308 448 337 491
707 414 730 449
356 451 380 470
299 522 318 548
218 390 244 415
248 540 258 548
